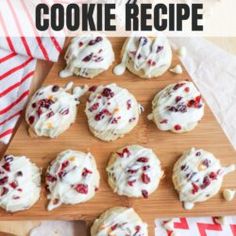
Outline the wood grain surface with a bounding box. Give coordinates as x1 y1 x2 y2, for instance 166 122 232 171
3 38 236 235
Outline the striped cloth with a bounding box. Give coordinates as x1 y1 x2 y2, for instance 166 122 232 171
0 36 65 144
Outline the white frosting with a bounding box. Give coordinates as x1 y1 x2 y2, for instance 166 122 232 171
46 150 100 211
150 81 205 133
223 189 236 201
106 145 163 198
173 148 236 209
170 64 183 74
85 83 142 141
26 83 87 138
0 155 41 212
91 207 148 236
60 36 114 78
114 35 172 78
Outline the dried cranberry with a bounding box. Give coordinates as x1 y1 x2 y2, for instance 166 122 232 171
0 187 9 196
59 108 69 115
175 96 182 103
209 172 217 180
192 183 199 194
180 165 186 171
129 117 136 123
188 96 202 108
139 37 148 46
32 103 37 108
147 60 156 66
95 109 111 121
75 184 88 194
173 83 185 90
101 88 114 98
160 119 168 124
135 225 141 232
202 159 210 167
142 165 150 171
141 173 150 184
79 42 83 47
174 124 181 131
196 151 201 156
127 180 136 186
38 99 54 109
61 161 69 171
82 53 93 62
127 99 131 110
2 162 10 172
88 86 97 92
82 168 92 177
46 174 57 183
141 189 148 198
156 46 164 53
117 148 130 158
9 181 17 189
13 196 20 200
127 169 138 174
94 57 103 62
111 118 118 124
28 116 35 124
137 157 148 163
201 176 211 189
47 111 55 118
0 176 8 185
184 87 190 92
52 85 59 92
168 104 187 113
111 224 118 231
89 103 99 112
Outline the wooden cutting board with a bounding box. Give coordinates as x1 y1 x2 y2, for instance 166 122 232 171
4 38 236 235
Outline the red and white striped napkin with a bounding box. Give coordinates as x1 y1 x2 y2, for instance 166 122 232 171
0 36 65 144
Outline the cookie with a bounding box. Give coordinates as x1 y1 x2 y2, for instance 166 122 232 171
148 81 205 133
46 150 100 211
60 36 114 79
107 145 163 198
25 82 87 138
0 154 41 212
85 84 142 142
114 36 172 79
91 207 148 236
172 148 236 210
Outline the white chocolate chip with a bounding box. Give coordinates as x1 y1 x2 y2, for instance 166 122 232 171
73 85 88 98
177 46 187 58
170 64 183 74
184 202 194 210
223 189 236 201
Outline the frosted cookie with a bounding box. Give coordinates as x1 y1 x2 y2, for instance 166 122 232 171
0 154 41 212
91 207 148 236
107 145 163 198
114 36 172 79
172 148 236 210
85 84 142 142
60 36 114 79
148 81 204 133
46 150 100 211
26 82 87 138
